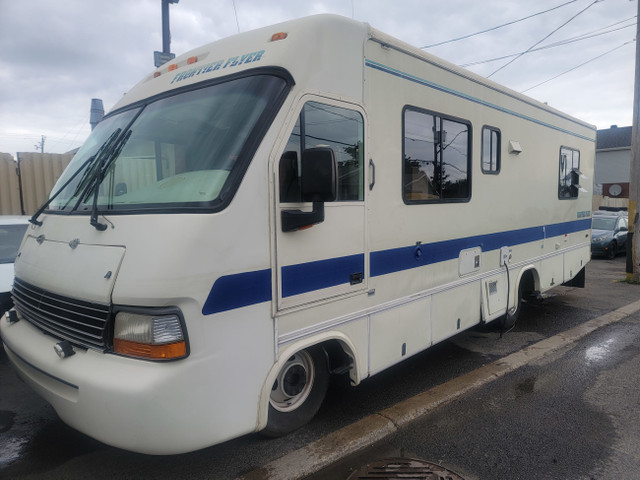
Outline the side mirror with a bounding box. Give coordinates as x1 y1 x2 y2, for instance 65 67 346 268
281 147 338 232
301 147 337 202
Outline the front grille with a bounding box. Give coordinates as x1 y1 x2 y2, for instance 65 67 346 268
12 278 110 351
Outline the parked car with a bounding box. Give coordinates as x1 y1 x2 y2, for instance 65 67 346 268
0 216 30 317
591 211 628 259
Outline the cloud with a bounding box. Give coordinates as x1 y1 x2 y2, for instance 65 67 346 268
0 0 635 156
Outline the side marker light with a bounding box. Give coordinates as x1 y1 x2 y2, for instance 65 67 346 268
271 32 288 41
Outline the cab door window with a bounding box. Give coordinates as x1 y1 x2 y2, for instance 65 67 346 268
279 102 364 202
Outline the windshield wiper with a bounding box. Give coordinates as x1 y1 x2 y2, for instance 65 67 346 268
29 130 125 227
29 156 94 226
89 129 131 231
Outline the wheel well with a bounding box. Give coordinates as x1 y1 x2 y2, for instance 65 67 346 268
320 339 355 378
519 268 538 299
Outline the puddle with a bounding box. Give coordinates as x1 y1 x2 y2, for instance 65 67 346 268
0 437 28 469
515 377 536 398
0 410 16 433
585 338 617 363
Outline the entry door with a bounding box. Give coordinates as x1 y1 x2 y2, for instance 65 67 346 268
275 98 368 310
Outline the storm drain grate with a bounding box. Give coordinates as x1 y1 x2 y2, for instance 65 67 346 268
347 457 465 480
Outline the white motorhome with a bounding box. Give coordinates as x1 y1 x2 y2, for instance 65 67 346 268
1 15 594 454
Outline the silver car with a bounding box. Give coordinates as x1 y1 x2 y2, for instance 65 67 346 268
0 216 30 316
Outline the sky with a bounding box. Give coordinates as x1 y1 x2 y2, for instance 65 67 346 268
0 0 637 158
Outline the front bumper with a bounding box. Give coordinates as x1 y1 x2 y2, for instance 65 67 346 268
590 241 614 257
0 315 256 454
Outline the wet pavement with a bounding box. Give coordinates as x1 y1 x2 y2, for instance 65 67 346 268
307 256 640 480
1 256 638 479
307 314 640 479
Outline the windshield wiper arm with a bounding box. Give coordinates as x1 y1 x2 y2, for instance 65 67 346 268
29 154 98 226
72 129 122 213
29 130 124 227
89 130 131 231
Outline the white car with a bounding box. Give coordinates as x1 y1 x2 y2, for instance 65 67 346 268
0 216 30 317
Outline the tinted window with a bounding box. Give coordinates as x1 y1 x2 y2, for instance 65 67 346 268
0 224 29 263
49 74 289 212
558 146 580 199
279 102 364 202
403 108 470 203
482 127 500 174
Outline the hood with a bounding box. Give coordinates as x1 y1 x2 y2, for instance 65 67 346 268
14 234 125 304
591 229 613 239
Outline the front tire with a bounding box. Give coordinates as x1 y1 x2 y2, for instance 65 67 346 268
606 241 617 260
262 346 329 437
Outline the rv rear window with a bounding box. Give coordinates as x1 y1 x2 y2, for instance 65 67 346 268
481 126 500 174
558 146 580 199
402 107 471 203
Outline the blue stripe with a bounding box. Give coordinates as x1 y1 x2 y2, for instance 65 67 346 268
202 268 271 315
202 219 590 314
365 59 595 143
371 219 590 277
282 253 365 297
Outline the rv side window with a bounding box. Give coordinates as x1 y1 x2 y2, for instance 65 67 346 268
558 146 580 199
279 101 364 203
403 107 471 203
481 126 500 174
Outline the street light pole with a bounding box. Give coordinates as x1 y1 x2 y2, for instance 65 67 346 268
154 0 179 68
629 0 640 281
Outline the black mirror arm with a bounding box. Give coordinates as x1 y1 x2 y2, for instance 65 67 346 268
281 201 325 232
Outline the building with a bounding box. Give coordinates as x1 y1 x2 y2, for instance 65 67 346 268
594 125 632 210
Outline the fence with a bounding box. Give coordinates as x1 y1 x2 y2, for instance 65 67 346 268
0 152 74 216
592 195 629 212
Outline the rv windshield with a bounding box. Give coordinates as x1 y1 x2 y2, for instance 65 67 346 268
48 74 288 213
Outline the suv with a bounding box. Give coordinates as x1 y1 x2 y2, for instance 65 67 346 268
0 216 29 317
591 210 628 259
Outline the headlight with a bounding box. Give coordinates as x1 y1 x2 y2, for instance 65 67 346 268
592 235 608 243
113 309 188 360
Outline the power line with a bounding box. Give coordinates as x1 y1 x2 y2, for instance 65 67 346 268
460 19 636 68
521 40 635 93
563 15 638 41
488 0 602 78
421 0 579 49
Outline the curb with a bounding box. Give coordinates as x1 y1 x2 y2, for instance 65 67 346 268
238 298 640 480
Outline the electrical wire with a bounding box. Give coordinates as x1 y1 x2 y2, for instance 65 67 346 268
232 0 240 33
421 0 579 49
460 18 636 67
521 39 635 93
488 0 602 78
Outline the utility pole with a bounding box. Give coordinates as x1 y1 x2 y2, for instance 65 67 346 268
629 0 640 281
34 135 45 153
154 0 179 67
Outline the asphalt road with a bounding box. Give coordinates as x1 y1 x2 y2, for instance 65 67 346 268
1 256 637 479
309 293 640 479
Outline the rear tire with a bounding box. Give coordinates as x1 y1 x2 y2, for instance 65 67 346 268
262 346 329 437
